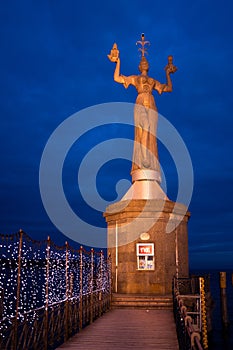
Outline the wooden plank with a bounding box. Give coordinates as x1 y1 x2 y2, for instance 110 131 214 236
57 309 179 349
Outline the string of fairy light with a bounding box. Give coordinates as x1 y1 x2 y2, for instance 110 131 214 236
0 231 111 338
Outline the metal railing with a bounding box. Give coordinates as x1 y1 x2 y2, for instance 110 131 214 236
173 276 209 350
0 230 111 350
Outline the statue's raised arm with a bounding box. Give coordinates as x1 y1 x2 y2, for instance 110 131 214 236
108 43 135 88
161 55 178 93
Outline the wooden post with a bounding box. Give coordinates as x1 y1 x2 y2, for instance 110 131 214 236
108 253 112 308
219 271 229 328
90 248 94 324
44 236 50 349
13 229 23 350
175 225 179 279
99 250 103 317
70 273 74 298
0 288 4 320
79 246 83 330
65 241 69 341
115 221 118 293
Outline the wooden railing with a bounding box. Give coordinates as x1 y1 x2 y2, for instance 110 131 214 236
0 231 111 350
0 291 111 349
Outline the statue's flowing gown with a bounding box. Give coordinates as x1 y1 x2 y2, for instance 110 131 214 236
121 74 165 174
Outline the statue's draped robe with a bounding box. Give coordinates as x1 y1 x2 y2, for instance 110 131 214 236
121 74 165 173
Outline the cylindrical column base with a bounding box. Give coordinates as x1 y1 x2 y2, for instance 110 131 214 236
131 169 161 183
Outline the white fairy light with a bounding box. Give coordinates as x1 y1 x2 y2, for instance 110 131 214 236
0 231 111 344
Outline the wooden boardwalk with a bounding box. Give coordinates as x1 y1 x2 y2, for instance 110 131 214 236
57 309 179 349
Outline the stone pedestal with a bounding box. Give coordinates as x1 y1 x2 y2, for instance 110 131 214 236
104 198 190 295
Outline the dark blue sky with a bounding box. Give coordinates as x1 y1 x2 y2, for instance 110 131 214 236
0 0 232 269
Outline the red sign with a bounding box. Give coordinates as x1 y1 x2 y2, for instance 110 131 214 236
137 243 154 256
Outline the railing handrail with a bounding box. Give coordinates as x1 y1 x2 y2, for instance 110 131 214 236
173 276 206 350
0 288 109 323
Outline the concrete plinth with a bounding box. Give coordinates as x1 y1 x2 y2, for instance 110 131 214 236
104 198 190 295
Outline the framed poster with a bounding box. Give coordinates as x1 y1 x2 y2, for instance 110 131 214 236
136 243 155 270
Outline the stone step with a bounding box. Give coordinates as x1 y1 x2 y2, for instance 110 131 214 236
111 293 173 310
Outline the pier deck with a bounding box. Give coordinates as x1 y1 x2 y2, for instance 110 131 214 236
57 308 179 350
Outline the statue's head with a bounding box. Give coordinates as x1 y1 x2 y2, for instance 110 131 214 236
138 56 149 73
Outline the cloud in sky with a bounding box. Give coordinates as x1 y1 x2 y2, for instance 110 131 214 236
0 0 233 267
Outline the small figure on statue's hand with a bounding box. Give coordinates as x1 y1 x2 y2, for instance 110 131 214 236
108 34 177 179
165 55 178 74
107 43 119 62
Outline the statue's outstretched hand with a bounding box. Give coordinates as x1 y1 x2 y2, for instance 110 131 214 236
165 64 177 74
108 43 119 62
164 55 178 74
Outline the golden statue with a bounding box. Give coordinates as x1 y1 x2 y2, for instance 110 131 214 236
108 34 177 183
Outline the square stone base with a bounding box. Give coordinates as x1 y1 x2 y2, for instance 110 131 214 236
104 199 190 294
